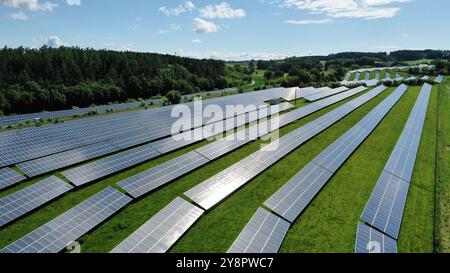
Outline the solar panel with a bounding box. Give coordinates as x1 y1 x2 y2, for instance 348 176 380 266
184 86 388 211
0 168 26 190
117 151 210 198
354 72 361 81
264 85 408 223
110 197 204 253
0 176 73 227
304 87 349 102
62 143 161 187
434 75 444 84
421 75 430 81
375 73 380 80
264 162 334 223
360 172 410 239
344 74 350 81
360 84 431 240
17 141 119 177
227 208 290 253
365 72 370 81
355 222 397 253
0 187 131 253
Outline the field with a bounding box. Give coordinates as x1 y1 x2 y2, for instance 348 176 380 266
0 81 446 253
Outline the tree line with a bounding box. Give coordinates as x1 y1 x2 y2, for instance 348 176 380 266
0 46 245 115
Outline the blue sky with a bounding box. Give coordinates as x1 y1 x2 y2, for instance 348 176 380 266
0 0 448 60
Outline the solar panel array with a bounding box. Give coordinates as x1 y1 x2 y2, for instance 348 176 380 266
61 104 291 187
118 152 210 198
115 87 370 199
264 85 408 223
21 103 293 178
355 222 397 253
0 187 132 253
0 176 73 227
0 168 26 190
435 75 444 84
0 87 297 168
110 197 204 253
304 87 349 102
184 85 387 211
354 72 361 81
227 208 290 253
360 84 431 240
375 73 380 80
350 64 434 74
385 72 391 80
365 72 370 81
344 74 350 81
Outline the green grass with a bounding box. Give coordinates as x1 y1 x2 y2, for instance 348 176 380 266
436 77 450 252
406 59 433 65
170 87 396 253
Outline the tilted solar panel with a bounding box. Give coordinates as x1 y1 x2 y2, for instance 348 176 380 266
62 143 161 186
360 172 410 239
0 176 74 227
17 141 119 177
110 197 203 253
228 208 290 253
117 151 210 199
0 187 132 253
355 222 397 253
0 168 26 190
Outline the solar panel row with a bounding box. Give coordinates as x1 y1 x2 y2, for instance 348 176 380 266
0 168 26 190
0 176 73 227
110 197 203 253
0 187 132 253
355 222 397 253
264 85 408 223
184 85 387 211
360 84 431 240
354 72 361 81
227 208 290 253
365 72 370 81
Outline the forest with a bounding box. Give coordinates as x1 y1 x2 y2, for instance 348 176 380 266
0 46 248 115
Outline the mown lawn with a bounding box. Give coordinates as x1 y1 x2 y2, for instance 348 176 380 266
171 87 395 253
436 77 450 252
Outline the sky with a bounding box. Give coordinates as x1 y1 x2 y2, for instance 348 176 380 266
0 0 448 61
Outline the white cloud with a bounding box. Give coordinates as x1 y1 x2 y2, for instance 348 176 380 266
6 11 28 20
192 39 203 44
281 0 413 20
285 18 332 24
0 0 58 11
66 0 80 6
46 36 68 48
193 17 219 33
159 1 196 16
199 2 246 19
159 23 181 34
